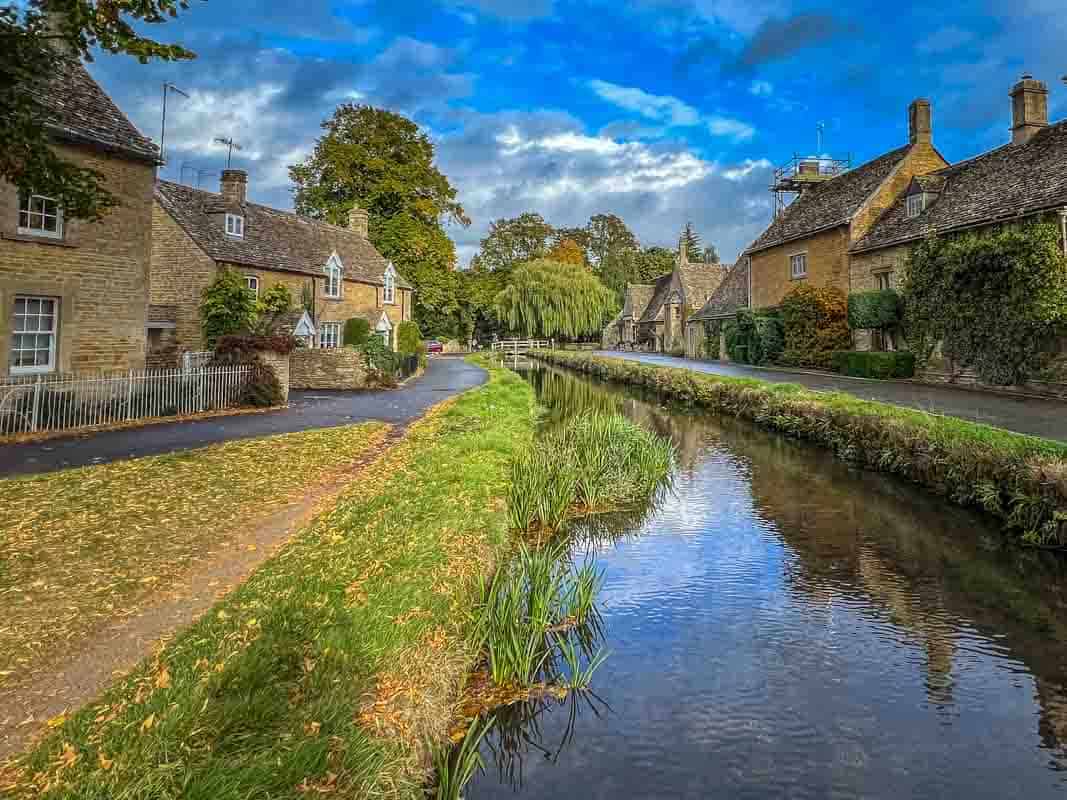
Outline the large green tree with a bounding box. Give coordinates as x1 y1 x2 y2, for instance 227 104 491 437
2 1 198 221
586 213 639 268
680 221 702 262
634 246 676 282
476 212 555 272
496 258 617 339
289 104 469 335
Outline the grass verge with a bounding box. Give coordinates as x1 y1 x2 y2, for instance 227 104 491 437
1 358 537 799
0 423 389 686
533 350 1067 546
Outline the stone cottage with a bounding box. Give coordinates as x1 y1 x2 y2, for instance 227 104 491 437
744 99 948 309
0 58 159 377
604 283 655 349
685 260 750 359
151 171 413 362
635 242 728 352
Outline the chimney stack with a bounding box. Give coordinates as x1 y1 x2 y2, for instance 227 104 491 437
220 169 247 205
348 204 369 238
1010 74 1048 145
908 99 932 145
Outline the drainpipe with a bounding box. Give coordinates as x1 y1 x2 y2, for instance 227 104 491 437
1060 207 1067 257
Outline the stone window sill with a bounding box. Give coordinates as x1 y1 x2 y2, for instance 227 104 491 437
2 232 77 248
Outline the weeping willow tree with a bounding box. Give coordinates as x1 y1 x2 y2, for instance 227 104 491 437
496 258 618 339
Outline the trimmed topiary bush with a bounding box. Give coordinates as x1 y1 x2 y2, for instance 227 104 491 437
779 285 852 369
848 289 902 330
832 350 916 379
343 317 371 347
396 320 422 357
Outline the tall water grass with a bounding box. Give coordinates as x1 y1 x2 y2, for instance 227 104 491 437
431 715 492 800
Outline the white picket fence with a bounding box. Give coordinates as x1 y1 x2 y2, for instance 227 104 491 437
0 363 254 437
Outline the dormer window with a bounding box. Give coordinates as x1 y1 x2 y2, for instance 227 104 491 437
324 255 343 299
383 263 396 304
18 193 63 239
906 193 926 219
225 213 245 238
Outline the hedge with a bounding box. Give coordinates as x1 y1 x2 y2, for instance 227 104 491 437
848 289 902 329
396 320 422 357
832 350 916 379
343 317 371 347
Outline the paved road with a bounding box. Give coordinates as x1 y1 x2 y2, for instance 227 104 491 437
594 351 1067 443
0 357 487 477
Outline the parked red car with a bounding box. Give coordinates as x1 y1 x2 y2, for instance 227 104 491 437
426 340 444 354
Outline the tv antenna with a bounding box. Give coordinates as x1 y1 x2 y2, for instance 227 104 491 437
213 137 243 168
816 121 826 154
159 82 189 165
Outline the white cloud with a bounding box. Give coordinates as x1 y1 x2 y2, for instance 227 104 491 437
749 80 774 96
723 158 772 180
588 79 701 127
707 115 756 141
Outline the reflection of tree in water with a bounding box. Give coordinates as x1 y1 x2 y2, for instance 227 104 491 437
713 414 1067 756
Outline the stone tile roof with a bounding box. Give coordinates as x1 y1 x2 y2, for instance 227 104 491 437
747 145 912 254
155 180 411 289
690 261 749 321
29 58 159 163
853 121 1067 253
639 272 676 324
678 262 729 309
621 284 655 320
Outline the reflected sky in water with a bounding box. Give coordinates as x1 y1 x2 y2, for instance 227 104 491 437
468 365 1067 800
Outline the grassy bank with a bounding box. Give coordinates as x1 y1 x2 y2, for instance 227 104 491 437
533 350 1067 546
0 423 389 687
2 359 537 799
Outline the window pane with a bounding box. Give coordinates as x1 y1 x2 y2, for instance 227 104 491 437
27 298 40 314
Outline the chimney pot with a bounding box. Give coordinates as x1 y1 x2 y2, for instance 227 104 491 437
908 98 932 145
1010 75 1049 145
348 204 369 238
220 169 248 205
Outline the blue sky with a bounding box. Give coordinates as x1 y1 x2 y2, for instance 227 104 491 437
84 0 1067 265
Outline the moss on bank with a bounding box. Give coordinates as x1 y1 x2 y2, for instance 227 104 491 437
2 358 536 799
534 350 1067 546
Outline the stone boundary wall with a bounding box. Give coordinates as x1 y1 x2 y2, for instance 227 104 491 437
917 369 1067 402
257 350 291 403
290 347 367 391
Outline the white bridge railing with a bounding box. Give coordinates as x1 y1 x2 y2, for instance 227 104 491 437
491 339 552 353
0 363 254 437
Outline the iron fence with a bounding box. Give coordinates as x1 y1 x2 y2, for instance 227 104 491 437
0 364 254 437
395 355 421 380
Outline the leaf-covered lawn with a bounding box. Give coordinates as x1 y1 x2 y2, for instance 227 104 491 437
3 359 536 799
0 423 388 687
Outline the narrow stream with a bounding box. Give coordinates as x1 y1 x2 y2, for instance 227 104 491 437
468 362 1067 799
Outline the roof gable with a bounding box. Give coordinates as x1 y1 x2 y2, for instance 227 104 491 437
747 145 912 253
639 272 677 323
155 180 411 289
853 120 1067 252
691 261 749 321
621 284 656 320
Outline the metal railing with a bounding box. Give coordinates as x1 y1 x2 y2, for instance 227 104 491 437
491 339 552 353
0 364 254 437
181 350 213 371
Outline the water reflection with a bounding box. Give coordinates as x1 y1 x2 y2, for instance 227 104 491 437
468 364 1067 799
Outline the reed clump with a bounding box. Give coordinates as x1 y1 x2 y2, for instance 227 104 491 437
533 349 1067 546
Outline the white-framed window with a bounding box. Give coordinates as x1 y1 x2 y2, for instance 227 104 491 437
18 193 63 239
383 263 396 304
324 257 343 299
245 275 259 297
876 272 893 291
318 321 341 349
906 193 925 219
225 213 245 238
10 295 58 373
790 252 808 279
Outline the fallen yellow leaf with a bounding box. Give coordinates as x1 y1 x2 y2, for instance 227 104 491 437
155 667 171 689
46 713 67 729
140 713 156 732
98 752 113 771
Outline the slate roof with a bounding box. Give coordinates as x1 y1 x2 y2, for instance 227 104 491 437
746 145 912 254
28 58 159 163
853 120 1067 253
155 180 412 289
620 284 655 320
678 262 729 309
690 261 749 321
639 272 676 324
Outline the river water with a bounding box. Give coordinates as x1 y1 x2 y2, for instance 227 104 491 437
467 363 1067 799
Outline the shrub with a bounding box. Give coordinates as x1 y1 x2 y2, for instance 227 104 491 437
200 269 258 347
359 334 399 375
213 333 300 361
343 317 371 347
239 361 285 407
722 310 782 365
832 350 916 379
396 320 422 357
848 289 902 329
257 284 292 316
778 285 852 369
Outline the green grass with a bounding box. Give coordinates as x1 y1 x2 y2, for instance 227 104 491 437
533 350 1067 546
2 359 538 799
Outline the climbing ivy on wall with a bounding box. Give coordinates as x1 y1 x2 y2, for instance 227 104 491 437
903 221 1067 385
778 285 852 369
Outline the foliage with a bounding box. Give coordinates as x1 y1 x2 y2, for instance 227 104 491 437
585 213 639 268
832 350 916 379
496 258 618 338
396 320 422 357
848 289 902 329
634 246 677 283
359 333 399 375
534 350 1067 546
200 269 258 348
343 317 371 347
477 212 555 272
256 284 292 315
213 333 300 360
432 715 492 800
547 238 587 267
680 221 702 262
7 363 536 797
703 244 720 264
903 221 1067 385
2 2 196 221
778 285 852 369
239 361 285 407
724 309 783 365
